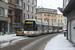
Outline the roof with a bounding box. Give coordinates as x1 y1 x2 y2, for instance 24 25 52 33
25 19 63 27
37 8 57 14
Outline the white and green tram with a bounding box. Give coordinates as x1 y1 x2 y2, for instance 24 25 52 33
24 19 63 36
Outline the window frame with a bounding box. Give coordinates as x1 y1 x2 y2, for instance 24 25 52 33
0 7 4 16
5 9 8 17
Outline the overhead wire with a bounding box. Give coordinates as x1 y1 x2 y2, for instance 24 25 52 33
40 0 47 7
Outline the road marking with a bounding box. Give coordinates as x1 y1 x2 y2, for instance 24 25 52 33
21 35 51 50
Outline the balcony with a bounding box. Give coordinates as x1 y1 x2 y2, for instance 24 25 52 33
63 0 75 16
8 13 13 16
12 23 22 28
15 4 23 10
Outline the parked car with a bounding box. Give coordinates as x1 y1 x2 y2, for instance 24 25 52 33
63 29 67 37
16 29 24 36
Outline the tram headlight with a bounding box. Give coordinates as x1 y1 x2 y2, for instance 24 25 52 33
24 31 26 33
31 32 33 33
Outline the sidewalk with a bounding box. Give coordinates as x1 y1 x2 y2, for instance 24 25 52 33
0 34 28 48
44 34 75 50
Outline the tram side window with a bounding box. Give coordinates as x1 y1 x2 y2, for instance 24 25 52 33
59 27 62 30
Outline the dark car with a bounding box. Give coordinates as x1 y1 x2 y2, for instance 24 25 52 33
63 29 67 37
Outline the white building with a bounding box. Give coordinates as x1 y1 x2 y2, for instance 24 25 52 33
63 0 75 45
63 17 67 29
23 0 37 24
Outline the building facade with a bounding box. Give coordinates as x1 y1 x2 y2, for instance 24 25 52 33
0 0 8 34
8 0 37 33
37 8 58 23
63 0 75 44
63 17 67 29
23 0 37 24
8 0 23 33
57 14 64 23
57 14 67 29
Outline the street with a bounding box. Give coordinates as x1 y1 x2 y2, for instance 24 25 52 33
0 33 59 50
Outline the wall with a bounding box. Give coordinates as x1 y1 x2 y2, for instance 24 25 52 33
57 14 64 23
23 0 37 23
0 1 8 21
37 13 57 23
67 9 75 43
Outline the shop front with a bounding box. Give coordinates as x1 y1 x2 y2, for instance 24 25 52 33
0 21 8 35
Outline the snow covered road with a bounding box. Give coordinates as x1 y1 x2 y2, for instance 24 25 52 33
0 34 28 48
45 34 75 50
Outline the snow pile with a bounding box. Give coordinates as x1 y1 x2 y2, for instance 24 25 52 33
45 34 75 50
0 34 28 48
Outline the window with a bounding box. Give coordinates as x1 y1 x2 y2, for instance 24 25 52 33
40 14 42 16
58 15 60 17
35 9 36 14
54 15 56 17
31 0 33 4
9 10 12 14
0 0 4 1
5 0 8 3
48 14 50 17
54 19 56 23
16 0 19 4
44 14 46 16
41 18 42 21
64 19 66 23
44 18 46 21
27 5 29 11
15 11 20 23
31 15 33 19
5 9 8 17
27 0 29 2
23 13 25 19
54 10 56 12
24 3 25 9
58 19 60 23
19 0 22 6
38 18 42 20
0 8 3 16
61 20 62 23
9 0 12 2
27 14 29 19
35 16 37 19
47 19 49 22
52 15 53 17
51 19 53 23
35 0 37 5
31 7 33 13
61 16 62 18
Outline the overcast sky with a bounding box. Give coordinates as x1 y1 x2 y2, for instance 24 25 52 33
37 0 63 14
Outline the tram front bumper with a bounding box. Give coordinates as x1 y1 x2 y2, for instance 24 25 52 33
24 34 37 36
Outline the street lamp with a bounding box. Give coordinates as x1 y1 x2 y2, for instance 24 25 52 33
58 21 59 32
46 15 50 33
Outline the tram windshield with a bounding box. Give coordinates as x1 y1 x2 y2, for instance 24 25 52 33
59 27 63 30
24 21 36 31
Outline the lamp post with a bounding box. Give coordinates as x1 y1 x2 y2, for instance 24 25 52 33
58 22 59 32
46 15 50 33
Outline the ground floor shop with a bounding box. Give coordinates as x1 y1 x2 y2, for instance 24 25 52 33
0 21 8 35
67 10 75 44
68 20 75 44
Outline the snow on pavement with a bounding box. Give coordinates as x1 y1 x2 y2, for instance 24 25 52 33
0 34 28 48
45 34 75 50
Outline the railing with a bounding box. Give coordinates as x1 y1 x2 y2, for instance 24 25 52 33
15 4 23 10
12 23 22 27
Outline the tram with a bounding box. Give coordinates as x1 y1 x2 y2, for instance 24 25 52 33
24 19 63 36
